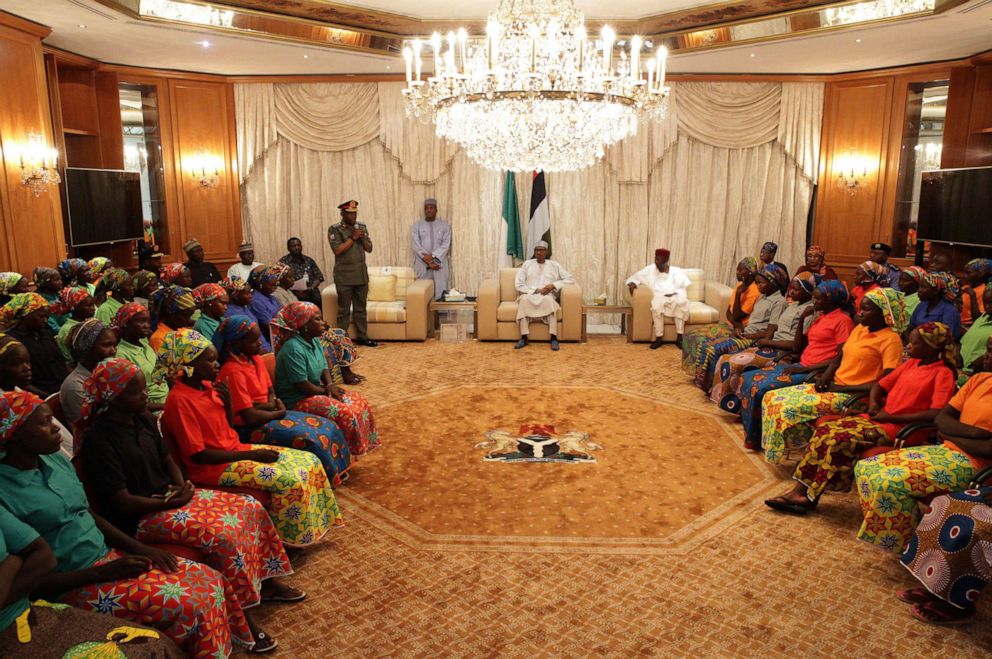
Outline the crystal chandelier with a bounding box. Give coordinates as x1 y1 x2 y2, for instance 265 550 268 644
401 0 669 173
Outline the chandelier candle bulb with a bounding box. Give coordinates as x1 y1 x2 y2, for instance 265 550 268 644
657 46 668 90
457 28 467 74
575 25 586 72
412 39 422 82
403 47 413 85
630 36 641 81
431 32 442 74
602 26 615 76
646 58 655 92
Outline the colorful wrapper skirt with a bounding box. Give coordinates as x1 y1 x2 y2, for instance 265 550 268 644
901 487 992 609
214 446 343 547
681 324 732 375
0 600 184 658
691 336 757 389
320 328 358 384
737 364 808 448
244 410 352 486
61 549 252 658
759 383 852 463
709 347 784 408
294 392 380 457
793 415 891 501
854 445 975 553
134 488 291 609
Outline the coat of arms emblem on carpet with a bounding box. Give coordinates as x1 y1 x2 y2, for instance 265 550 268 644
476 424 602 463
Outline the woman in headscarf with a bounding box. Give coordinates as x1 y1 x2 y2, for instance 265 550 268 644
710 272 816 407
795 245 839 281
159 263 192 288
909 272 962 338
112 302 169 411
32 266 65 332
214 315 351 485
94 268 135 326
249 265 288 346
53 287 96 365
272 266 299 307
158 328 342 546
961 258 992 328
898 265 927 319
222 277 270 351
692 263 789 391
1 293 68 396
58 318 118 427
86 256 113 290
272 302 380 456
192 283 229 340
850 260 890 311
0 272 28 307
56 258 92 289
131 269 160 308
148 285 197 352
681 256 761 376
854 337 992 553
79 358 302 651
958 286 992 384
758 287 907 463
765 322 956 514
0 390 253 658
321 326 365 385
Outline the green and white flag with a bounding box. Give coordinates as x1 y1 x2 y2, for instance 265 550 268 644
500 171 523 267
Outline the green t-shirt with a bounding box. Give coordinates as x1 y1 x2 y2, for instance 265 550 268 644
0 453 107 576
115 338 170 404
55 317 80 365
95 296 123 326
960 315 992 373
0 505 38 631
274 334 325 409
193 314 221 342
903 292 921 320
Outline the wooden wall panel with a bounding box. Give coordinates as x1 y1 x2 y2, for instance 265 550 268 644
0 14 65 274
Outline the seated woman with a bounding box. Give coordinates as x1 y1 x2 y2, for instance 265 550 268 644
94 269 134 326
1 294 68 397
149 285 197 352
58 319 118 427
681 257 760 377
765 322 956 514
223 278 270 352
960 258 990 329
214 316 351 486
0 506 183 658
53 287 96 365
958 286 992 383
192 283 229 340
759 287 906 463
0 273 28 307
272 303 379 457
909 272 962 338
157 328 342 546
795 245 839 281
0 391 253 658
32 267 66 333
80 358 304 650
273 267 298 307
320 326 365 385
692 264 788 390
86 257 113 300
853 337 992 552
850 260 890 311
159 263 193 288
132 269 160 308
113 303 170 411
249 266 287 347
56 258 92 291
899 265 926 319
710 270 812 405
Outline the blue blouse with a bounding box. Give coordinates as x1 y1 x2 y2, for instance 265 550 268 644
225 302 271 352
909 298 961 337
249 291 282 343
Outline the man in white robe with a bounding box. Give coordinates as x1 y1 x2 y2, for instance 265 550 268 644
411 198 451 300
626 248 692 350
514 241 574 351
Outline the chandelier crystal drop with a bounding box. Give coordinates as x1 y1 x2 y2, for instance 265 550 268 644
401 0 669 173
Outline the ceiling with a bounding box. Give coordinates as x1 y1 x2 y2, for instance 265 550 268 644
3 0 991 75
288 0 714 20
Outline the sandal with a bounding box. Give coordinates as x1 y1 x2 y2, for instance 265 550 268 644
250 630 278 654
764 495 816 515
897 587 933 605
262 584 307 603
910 600 974 626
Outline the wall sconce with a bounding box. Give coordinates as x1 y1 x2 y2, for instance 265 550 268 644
186 148 222 189
19 130 61 197
834 150 874 195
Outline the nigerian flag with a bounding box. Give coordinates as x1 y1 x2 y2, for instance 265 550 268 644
501 171 523 264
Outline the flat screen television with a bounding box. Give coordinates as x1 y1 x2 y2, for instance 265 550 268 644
918 166 992 248
64 167 143 247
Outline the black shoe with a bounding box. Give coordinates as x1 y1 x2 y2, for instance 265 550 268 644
356 338 378 347
550 339 560 351
650 338 663 350
514 338 528 349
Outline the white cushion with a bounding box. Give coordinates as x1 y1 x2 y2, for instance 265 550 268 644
687 300 720 324
682 268 705 302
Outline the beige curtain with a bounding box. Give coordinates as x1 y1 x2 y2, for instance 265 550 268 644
236 80 823 317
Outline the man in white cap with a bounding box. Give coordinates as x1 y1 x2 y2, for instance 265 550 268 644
227 242 263 282
514 241 574 351
411 198 451 300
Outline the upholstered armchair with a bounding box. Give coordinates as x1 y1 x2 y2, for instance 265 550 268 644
477 268 582 341
625 268 733 343
321 266 433 341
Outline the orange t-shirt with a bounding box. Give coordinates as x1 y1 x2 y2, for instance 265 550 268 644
800 308 855 366
832 324 903 386
149 323 174 353
729 282 761 327
872 358 957 439
944 372 992 469
218 355 272 426
960 283 986 326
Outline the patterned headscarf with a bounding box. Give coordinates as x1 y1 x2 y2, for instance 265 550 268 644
221 277 252 296
792 271 817 297
97 268 131 295
57 259 89 285
212 315 257 359
916 321 950 351
863 287 908 334
87 257 113 278
160 263 189 285
256 264 290 286
153 328 211 384
271 301 320 354
149 285 196 329
67 318 108 360
737 256 759 276
804 245 828 275
0 334 24 360
132 270 160 295
0 293 49 331
50 287 92 316
902 266 927 286
924 272 961 304
858 260 889 286
0 390 45 447
193 283 227 306
32 267 61 288
0 273 24 296
112 302 147 333
761 242 778 254
965 258 992 284
756 264 789 294
816 280 849 307
78 358 141 430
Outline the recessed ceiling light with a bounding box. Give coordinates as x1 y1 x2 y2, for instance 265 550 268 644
385 65 391 69
199 40 211 48
303 54 310 59
856 38 862 43
77 24 86 28
749 53 755 57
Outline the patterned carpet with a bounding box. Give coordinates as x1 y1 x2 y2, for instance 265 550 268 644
248 337 991 657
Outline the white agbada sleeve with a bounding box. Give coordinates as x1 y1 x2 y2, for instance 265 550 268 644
626 265 656 287
550 261 574 291
515 261 536 294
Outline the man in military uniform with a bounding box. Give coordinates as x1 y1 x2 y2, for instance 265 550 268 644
869 242 901 291
328 199 377 347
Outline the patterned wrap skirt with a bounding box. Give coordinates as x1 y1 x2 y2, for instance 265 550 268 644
294 392 380 457
737 364 808 448
901 487 992 609
320 328 358 384
854 445 976 553
681 324 732 375
134 488 292 609
759 383 852 463
691 336 756 388
61 549 252 658
709 347 784 409
213 445 344 547
244 410 352 486
793 415 891 502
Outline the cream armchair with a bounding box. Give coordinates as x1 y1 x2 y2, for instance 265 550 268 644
321 266 433 341
625 268 733 343
477 268 582 342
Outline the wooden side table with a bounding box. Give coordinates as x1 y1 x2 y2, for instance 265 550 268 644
581 304 633 342
429 300 478 338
